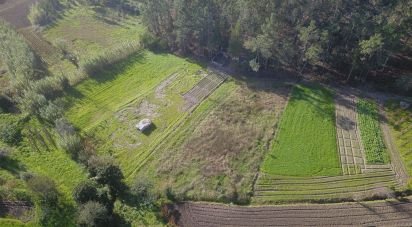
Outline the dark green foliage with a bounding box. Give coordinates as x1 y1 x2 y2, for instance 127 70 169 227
77 201 111 227
0 122 22 145
28 0 64 26
139 0 412 81
87 156 125 197
131 178 156 206
26 175 59 205
73 180 99 204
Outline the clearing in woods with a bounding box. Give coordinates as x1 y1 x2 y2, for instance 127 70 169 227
261 84 341 177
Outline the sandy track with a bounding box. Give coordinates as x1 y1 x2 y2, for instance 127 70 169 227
173 197 412 226
0 0 38 28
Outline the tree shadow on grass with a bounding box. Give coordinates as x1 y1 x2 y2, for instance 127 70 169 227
88 51 147 84
0 155 26 176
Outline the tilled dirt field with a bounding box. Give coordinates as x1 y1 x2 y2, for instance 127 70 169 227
172 197 412 226
0 0 38 28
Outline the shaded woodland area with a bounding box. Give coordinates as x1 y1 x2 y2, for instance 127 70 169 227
139 0 412 92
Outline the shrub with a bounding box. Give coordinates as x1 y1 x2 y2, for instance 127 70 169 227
39 101 63 123
141 32 168 51
57 133 82 158
131 178 156 206
87 156 125 196
0 123 22 145
73 180 99 204
27 175 59 205
18 91 48 115
55 118 75 136
28 0 63 26
77 201 110 227
30 76 66 99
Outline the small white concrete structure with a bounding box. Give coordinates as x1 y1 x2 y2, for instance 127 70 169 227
136 119 152 132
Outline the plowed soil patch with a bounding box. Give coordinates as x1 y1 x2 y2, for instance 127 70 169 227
172 197 412 226
0 0 38 28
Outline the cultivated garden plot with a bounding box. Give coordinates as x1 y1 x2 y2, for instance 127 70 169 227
140 77 292 203
173 197 412 227
183 68 229 110
335 89 365 175
357 99 389 164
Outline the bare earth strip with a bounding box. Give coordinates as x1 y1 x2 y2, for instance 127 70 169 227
172 197 412 226
0 0 38 29
335 89 366 175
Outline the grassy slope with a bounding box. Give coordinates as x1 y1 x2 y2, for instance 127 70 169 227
44 7 145 60
385 101 412 180
261 84 341 177
0 115 87 226
357 99 389 164
43 6 145 84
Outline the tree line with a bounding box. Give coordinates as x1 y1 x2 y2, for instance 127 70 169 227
138 0 412 84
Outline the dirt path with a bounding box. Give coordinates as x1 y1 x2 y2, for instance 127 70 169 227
0 0 38 29
172 197 412 226
335 89 366 175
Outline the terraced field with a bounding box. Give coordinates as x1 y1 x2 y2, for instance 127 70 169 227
173 197 412 226
253 168 399 204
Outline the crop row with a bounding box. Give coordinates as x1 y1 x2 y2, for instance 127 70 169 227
174 198 412 226
357 99 389 164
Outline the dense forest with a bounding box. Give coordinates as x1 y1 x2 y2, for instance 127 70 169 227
139 0 412 88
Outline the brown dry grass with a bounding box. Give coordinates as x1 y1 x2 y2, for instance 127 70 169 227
154 78 291 203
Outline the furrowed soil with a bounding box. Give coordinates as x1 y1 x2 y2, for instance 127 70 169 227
0 0 38 28
172 197 412 226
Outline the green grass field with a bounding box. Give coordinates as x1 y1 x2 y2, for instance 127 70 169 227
261 84 341 177
386 101 412 180
65 51 203 179
357 99 389 164
44 7 145 60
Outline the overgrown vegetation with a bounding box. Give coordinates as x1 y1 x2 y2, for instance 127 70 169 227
261 84 340 176
357 99 389 164
28 0 64 26
385 101 412 179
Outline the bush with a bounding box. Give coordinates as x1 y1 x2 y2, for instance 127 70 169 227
0 123 22 145
141 32 168 51
57 133 82 158
73 180 99 204
28 0 63 26
27 175 59 205
55 118 75 136
77 201 111 227
131 178 156 206
39 101 63 123
87 156 125 197
18 91 48 115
